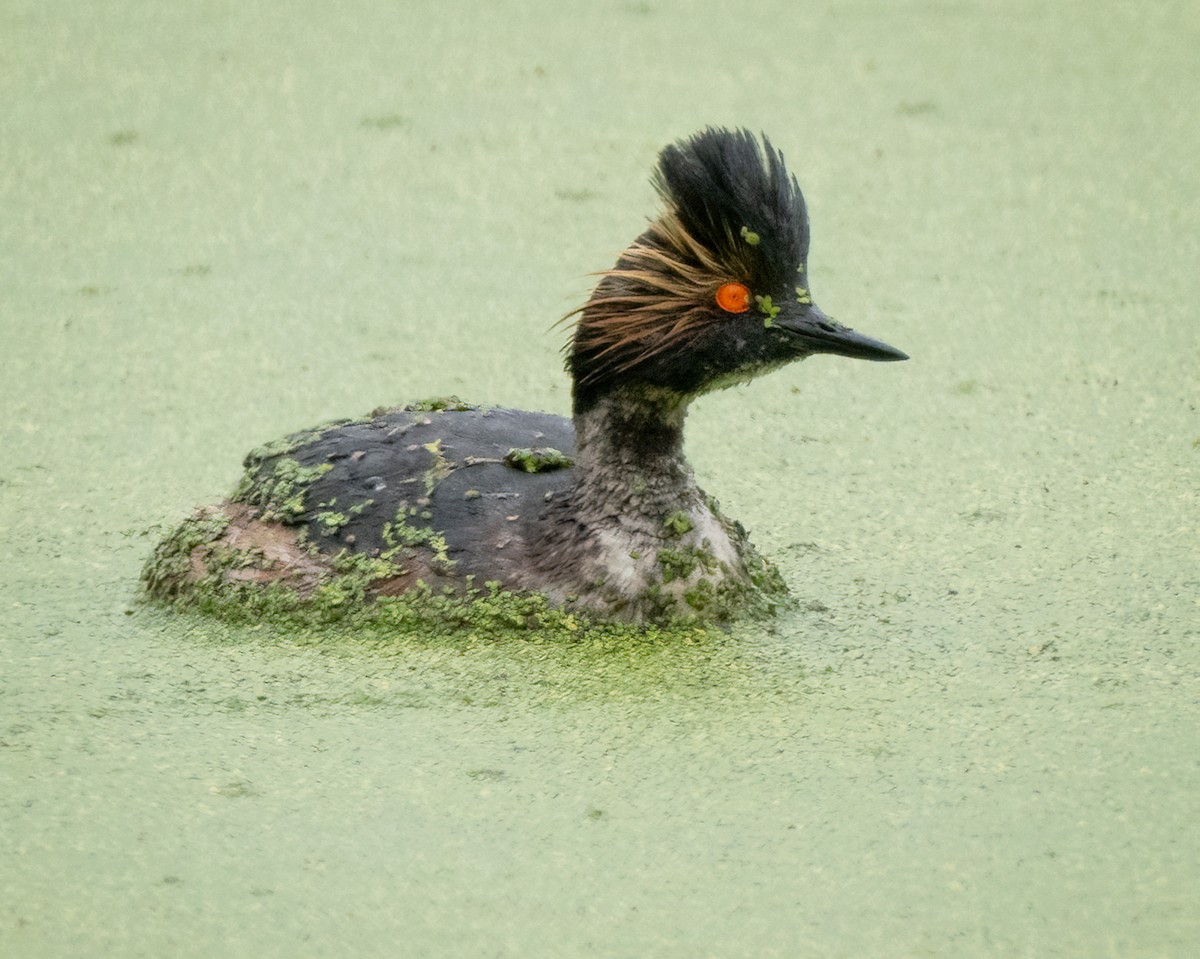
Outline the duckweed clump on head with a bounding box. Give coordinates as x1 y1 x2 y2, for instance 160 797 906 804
739 225 761 246
755 294 781 327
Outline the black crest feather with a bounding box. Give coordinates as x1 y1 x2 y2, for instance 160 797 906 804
652 127 809 287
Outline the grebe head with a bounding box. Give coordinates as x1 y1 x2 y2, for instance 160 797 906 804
568 127 907 414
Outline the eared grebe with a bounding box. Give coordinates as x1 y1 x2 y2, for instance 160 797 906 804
144 128 907 627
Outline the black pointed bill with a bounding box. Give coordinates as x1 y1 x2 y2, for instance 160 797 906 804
776 304 908 362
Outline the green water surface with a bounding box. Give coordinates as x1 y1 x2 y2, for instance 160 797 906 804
2 1 1197 956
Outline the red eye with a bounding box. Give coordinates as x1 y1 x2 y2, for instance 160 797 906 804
715 281 752 314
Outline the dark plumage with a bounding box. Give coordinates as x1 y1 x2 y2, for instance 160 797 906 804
144 128 907 626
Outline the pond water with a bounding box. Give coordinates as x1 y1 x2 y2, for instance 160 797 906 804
3 1 1197 956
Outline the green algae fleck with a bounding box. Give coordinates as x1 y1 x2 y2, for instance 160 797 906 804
405 396 475 413
503 447 574 473
662 510 694 537
755 294 781 327
235 457 334 521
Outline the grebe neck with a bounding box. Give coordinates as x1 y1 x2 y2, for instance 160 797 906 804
570 386 697 524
